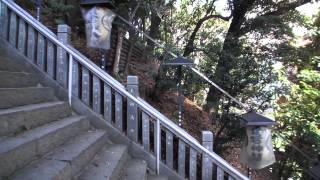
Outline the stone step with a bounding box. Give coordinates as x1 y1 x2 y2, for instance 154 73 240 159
147 175 168 180
77 144 129 180
0 87 55 109
0 56 32 72
0 101 72 136
11 130 108 180
0 115 89 178
0 71 40 88
120 159 148 180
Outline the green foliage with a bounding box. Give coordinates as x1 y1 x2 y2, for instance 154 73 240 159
42 0 74 25
272 11 320 178
154 1 320 179
273 67 320 178
275 68 320 148
15 0 320 178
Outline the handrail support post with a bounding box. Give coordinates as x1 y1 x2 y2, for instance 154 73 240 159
156 118 161 174
0 1 250 179
202 131 214 180
68 54 73 106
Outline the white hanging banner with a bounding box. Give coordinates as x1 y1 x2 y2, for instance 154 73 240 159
240 126 276 169
81 6 115 50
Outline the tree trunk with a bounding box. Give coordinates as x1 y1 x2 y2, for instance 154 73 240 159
124 40 134 74
147 11 161 50
183 18 207 57
205 0 255 113
113 28 124 75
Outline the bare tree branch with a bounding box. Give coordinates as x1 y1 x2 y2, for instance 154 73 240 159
183 14 231 56
263 0 312 17
129 0 141 22
240 0 312 35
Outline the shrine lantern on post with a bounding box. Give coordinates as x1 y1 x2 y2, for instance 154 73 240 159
163 56 194 127
80 0 116 70
240 111 277 170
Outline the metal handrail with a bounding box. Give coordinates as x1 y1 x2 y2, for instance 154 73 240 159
115 13 250 111
1 0 249 179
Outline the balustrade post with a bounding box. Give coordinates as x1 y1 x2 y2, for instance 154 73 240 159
35 0 41 21
156 118 160 174
126 76 139 141
17 18 26 54
57 24 71 88
68 55 73 106
0 1 8 38
202 131 214 180
142 112 150 151
9 10 17 47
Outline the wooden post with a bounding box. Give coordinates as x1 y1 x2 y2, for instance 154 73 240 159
27 26 36 62
115 92 123 131
113 28 124 75
9 11 17 47
0 3 9 40
166 130 174 169
189 148 197 180
202 131 214 180
92 75 101 114
81 68 90 106
127 76 139 142
57 24 71 88
124 41 134 74
104 84 112 122
178 139 186 178
17 19 26 54
46 41 55 78
142 112 150 151
37 33 45 70
71 60 79 97
0 1 9 38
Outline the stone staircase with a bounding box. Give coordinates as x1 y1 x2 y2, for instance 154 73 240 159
0 1 250 179
0 43 166 180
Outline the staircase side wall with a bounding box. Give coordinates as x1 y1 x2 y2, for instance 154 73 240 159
0 37 182 180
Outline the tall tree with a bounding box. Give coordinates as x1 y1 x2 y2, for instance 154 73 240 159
273 9 320 179
173 0 315 114
204 0 314 113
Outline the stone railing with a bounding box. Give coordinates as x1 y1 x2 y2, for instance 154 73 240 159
0 0 249 179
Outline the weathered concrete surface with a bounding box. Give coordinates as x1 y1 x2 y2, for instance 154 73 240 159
45 130 108 177
120 159 147 180
148 175 169 180
0 116 89 178
0 71 40 88
0 44 35 73
78 144 129 180
11 159 71 180
71 96 178 180
11 130 107 180
0 101 71 136
0 87 55 109
0 26 169 180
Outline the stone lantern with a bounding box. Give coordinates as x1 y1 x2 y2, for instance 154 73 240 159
80 0 116 69
240 111 277 169
163 57 194 127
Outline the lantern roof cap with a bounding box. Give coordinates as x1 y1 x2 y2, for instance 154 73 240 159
310 163 320 179
163 56 194 66
241 112 277 126
80 0 115 8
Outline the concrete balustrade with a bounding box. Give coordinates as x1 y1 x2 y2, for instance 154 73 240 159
57 24 71 88
0 0 249 176
127 76 139 141
202 131 214 180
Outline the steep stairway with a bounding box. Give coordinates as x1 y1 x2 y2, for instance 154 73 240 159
0 42 166 180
